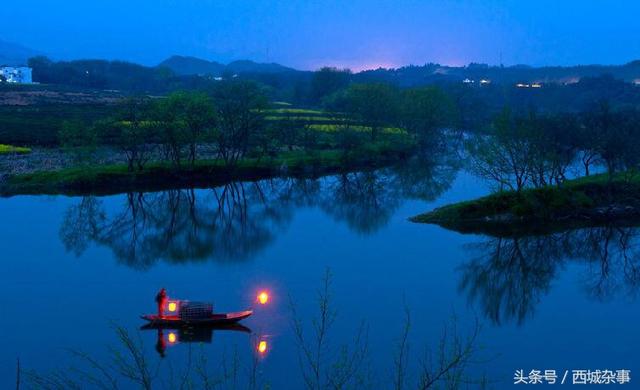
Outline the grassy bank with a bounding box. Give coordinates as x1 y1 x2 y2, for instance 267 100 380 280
0 144 31 154
1 142 414 197
411 172 640 236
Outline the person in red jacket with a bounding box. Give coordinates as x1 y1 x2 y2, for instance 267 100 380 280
155 288 167 317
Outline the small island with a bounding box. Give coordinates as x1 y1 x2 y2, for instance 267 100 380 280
412 173 640 236
412 105 640 237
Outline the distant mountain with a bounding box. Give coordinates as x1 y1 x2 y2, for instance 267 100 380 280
225 60 295 74
158 56 297 76
158 55 225 76
0 39 42 66
159 54 640 87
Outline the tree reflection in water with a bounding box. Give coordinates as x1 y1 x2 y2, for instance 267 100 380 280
60 183 295 270
460 225 640 325
59 154 458 269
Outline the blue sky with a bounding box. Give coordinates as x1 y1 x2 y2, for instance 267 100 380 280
2 0 640 70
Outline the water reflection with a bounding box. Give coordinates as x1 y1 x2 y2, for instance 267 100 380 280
141 323 252 358
461 225 640 325
60 155 458 268
21 269 485 389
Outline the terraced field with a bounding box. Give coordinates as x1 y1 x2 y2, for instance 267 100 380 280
264 105 404 135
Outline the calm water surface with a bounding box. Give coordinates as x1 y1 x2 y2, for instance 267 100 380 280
2 159 639 388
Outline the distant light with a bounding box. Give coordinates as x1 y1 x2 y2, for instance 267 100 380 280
168 302 177 312
168 332 177 343
480 79 491 84
531 83 542 88
258 291 269 305
258 340 268 354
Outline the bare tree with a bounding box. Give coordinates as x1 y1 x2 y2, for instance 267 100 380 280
289 268 370 390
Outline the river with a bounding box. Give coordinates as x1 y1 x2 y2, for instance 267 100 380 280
2 156 639 388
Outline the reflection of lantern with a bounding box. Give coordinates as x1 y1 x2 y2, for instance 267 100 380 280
168 301 178 312
257 340 267 354
168 332 177 344
257 292 269 305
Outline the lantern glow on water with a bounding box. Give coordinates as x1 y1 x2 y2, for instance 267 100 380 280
257 291 269 305
258 340 268 354
168 332 177 344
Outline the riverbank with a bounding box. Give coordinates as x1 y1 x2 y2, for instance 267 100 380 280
0 144 414 197
411 173 640 236
0 144 31 155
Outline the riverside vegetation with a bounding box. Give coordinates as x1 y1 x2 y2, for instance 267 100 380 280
413 103 640 233
0 80 457 196
4 64 640 230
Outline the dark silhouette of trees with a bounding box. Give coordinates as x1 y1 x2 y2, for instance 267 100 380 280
96 97 155 171
582 102 640 180
27 56 196 93
310 67 352 103
211 80 269 166
400 86 457 146
465 105 640 192
152 91 217 167
466 108 534 192
341 83 400 141
525 112 578 187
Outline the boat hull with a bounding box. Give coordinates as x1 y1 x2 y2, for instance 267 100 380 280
141 310 253 326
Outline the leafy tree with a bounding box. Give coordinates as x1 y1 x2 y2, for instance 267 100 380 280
525 112 578 187
310 67 352 102
468 109 586 192
582 102 640 180
98 97 154 171
467 108 533 192
342 83 400 141
400 86 457 146
211 80 269 166
272 111 303 151
153 92 216 166
573 117 601 177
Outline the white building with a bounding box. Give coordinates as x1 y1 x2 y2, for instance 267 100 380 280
0 66 33 84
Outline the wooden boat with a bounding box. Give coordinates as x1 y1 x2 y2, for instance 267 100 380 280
141 310 253 326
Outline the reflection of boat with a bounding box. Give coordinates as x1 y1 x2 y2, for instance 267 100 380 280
141 320 253 358
141 321 252 333
141 310 253 326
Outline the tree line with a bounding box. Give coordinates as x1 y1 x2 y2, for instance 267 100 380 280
58 79 460 172
60 80 271 171
468 102 640 192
